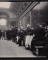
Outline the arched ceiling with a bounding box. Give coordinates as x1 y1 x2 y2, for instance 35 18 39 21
0 2 48 28
0 2 32 21
0 8 17 18
9 2 32 18
0 2 48 22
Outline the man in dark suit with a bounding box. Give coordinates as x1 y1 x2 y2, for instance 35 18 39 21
6 29 11 41
31 23 46 52
0 30 2 40
18 26 24 46
12 27 18 42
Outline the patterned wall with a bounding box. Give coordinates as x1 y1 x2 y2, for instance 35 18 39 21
19 11 31 29
31 7 48 28
17 2 32 18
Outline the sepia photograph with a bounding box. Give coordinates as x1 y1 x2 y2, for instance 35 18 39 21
0 1 48 58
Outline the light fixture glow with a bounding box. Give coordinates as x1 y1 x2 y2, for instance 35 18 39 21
0 2 10 8
0 19 6 25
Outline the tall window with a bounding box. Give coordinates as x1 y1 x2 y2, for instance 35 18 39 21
0 19 6 25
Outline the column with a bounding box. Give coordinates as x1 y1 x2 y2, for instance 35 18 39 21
29 11 32 28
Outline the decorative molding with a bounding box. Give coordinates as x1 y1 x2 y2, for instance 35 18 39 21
17 2 39 21
9 18 17 21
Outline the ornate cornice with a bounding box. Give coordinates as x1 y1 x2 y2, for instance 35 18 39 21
9 18 17 21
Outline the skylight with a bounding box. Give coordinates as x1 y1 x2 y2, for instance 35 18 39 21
0 2 10 8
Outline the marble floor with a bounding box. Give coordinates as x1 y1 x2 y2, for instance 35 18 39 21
0 40 36 57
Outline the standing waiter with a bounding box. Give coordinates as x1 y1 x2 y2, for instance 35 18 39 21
18 26 24 46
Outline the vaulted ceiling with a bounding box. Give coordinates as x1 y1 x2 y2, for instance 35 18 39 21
0 2 32 27
0 2 32 21
0 2 48 22
0 2 21 19
0 2 48 28
9 2 32 19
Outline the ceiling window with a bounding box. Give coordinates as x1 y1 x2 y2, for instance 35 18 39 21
0 2 10 8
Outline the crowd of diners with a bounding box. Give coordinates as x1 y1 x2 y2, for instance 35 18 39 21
0 23 48 57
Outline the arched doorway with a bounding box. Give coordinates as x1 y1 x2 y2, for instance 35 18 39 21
0 18 7 32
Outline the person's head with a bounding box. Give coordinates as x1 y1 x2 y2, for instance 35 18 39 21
32 27 34 30
14 26 15 28
46 26 48 30
44 26 46 29
15 27 17 29
27 24 30 29
9 29 11 31
36 23 40 27
40 23 46 29
39 25 42 28
20 26 23 30
18 28 20 31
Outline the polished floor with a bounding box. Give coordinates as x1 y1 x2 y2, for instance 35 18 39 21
0 39 36 57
